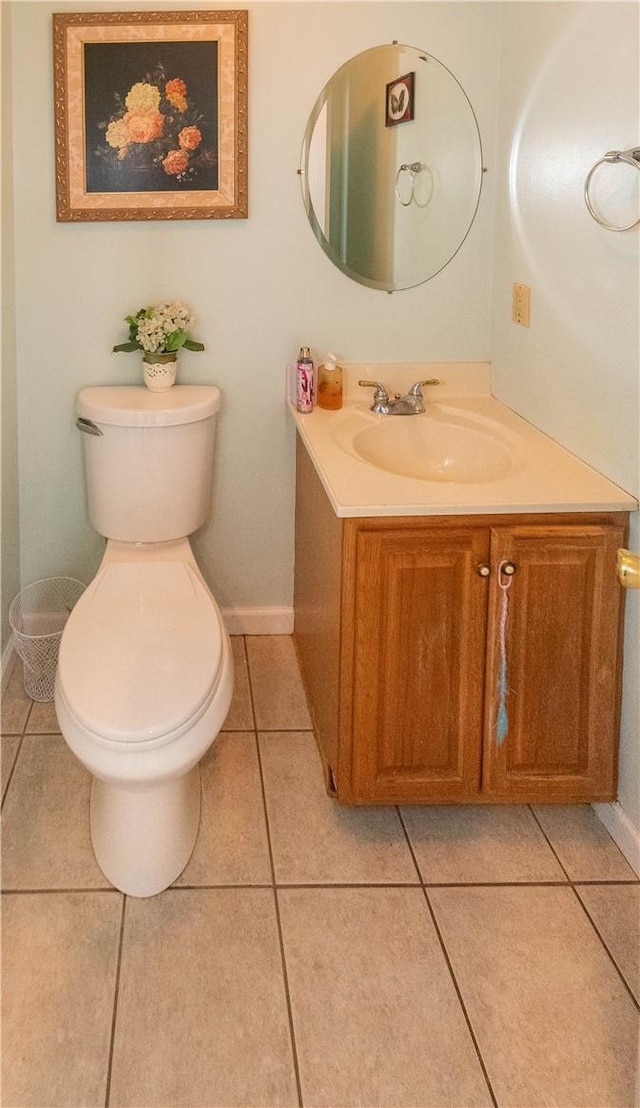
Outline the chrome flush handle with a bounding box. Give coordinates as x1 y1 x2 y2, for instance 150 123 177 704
76 417 103 436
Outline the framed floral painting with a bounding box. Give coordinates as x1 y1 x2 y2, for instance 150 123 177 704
53 10 248 221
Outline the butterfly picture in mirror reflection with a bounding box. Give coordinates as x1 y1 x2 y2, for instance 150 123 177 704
391 88 407 116
385 71 415 127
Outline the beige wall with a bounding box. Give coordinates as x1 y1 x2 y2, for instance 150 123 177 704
8 0 499 618
1 0 20 657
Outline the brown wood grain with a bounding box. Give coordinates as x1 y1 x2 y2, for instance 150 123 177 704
293 433 628 805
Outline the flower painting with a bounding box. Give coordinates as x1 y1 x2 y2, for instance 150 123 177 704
53 11 248 221
85 43 219 193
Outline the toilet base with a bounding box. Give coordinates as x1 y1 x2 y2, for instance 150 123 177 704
90 767 201 897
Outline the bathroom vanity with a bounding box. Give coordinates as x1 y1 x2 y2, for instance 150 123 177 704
291 366 636 806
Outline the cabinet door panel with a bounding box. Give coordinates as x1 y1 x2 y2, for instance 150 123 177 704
348 526 489 801
483 524 625 801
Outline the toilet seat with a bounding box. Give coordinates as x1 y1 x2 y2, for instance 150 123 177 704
57 561 224 747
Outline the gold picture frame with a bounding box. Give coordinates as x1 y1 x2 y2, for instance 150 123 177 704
53 10 248 221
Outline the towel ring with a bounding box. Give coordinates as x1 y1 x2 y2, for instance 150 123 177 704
395 162 424 207
584 147 640 231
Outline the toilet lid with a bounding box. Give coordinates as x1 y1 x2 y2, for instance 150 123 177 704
58 562 223 744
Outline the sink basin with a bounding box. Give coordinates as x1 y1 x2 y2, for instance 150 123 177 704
333 407 520 483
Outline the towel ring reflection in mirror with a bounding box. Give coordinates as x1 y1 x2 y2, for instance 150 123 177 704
395 162 424 206
584 147 640 231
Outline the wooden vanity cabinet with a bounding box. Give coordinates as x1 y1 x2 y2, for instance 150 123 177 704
294 437 628 805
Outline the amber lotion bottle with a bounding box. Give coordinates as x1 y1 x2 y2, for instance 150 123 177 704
317 355 343 410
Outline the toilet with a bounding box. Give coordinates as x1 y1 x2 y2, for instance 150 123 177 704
55 385 234 897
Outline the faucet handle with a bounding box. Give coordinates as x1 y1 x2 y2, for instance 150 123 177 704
408 378 440 396
358 380 390 402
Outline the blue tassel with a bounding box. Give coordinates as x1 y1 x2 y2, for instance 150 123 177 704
496 653 508 744
496 571 511 744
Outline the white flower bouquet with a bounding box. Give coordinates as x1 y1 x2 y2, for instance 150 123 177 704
113 301 205 356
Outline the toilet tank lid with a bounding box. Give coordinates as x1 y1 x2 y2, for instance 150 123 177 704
77 386 221 427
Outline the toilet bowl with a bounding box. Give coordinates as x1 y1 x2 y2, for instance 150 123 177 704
55 386 233 897
56 541 233 897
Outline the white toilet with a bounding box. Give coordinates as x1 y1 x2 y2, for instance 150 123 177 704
55 385 234 897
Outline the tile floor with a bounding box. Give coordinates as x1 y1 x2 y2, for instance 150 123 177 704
2 635 639 1108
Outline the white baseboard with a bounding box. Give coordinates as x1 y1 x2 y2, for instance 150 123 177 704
221 606 294 636
1 636 17 695
593 802 640 877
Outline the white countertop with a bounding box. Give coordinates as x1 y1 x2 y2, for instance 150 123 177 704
289 363 637 518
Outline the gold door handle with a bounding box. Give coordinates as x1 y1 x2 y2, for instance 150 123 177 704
617 549 640 589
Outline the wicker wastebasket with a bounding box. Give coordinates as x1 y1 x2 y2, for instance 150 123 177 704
9 577 85 702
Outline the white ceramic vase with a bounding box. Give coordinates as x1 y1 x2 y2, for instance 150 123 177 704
143 352 178 391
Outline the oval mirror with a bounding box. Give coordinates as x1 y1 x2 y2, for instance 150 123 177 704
300 43 484 291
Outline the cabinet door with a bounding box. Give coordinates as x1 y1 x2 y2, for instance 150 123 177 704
345 524 489 802
482 523 625 802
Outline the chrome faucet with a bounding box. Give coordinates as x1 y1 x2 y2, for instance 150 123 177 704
358 378 440 415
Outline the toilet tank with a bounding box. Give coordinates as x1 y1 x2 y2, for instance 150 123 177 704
76 386 221 542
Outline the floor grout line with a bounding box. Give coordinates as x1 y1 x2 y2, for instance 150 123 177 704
527 803 575 880
4 876 639 896
1 886 118 896
243 633 258 735
1 733 24 812
423 884 499 1108
249 641 304 1108
569 883 640 1013
573 877 640 885
254 753 304 1107
104 894 127 1108
270 885 304 1108
395 805 500 1106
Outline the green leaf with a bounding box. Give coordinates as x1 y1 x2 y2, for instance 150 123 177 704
112 341 140 353
183 339 205 352
164 333 182 352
